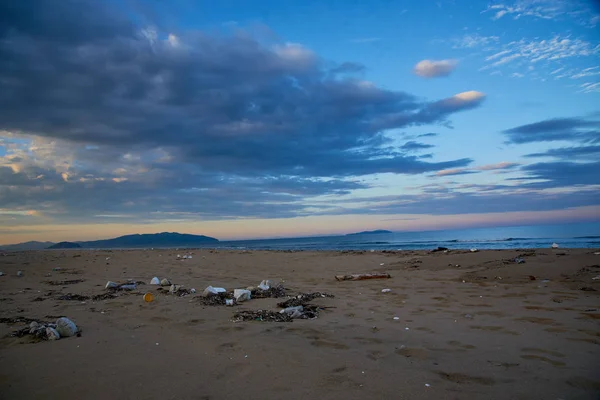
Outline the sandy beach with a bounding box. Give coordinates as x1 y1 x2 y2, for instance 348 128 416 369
0 248 599 399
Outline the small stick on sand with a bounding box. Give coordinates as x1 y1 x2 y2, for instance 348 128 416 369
335 273 391 281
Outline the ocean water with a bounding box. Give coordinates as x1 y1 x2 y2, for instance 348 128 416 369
212 222 600 251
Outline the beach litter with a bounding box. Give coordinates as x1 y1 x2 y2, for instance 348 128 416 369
169 284 192 296
9 317 80 342
335 273 391 281
225 299 234 306
431 247 449 253
515 258 526 264
160 278 171 286
17 271 23 277
470 248 478 252
381 289 391 293
105 280 144 292
551 243 559 249
280 306 304 318
150 277 160 285
258 280 271 290
234 289 252 302
143 292 155 302
202 285 227 297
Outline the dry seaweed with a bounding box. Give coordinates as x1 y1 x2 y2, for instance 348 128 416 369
58 293 90 301
197 293 232 306
44 279 86 286
233 310 292 322
0 316 39 325
277 292 334 308
251 284 287 299
92 292 117 301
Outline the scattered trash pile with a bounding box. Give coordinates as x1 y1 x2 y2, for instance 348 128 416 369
233 291 335 322
197 280 286 306
9 317 80 342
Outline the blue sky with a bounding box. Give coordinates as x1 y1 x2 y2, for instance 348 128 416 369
0 0 598 243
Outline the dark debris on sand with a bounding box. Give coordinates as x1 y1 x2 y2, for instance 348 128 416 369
197 293 233 306
92 293 117 301
44 279 86 286
0 316 39 325
58 293 90 301
251 284 287 299
277 292 334 308
233 310 292 322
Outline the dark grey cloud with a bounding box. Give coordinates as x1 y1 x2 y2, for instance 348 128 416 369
0 0 482 182
524 145 600 160
503 117 600 144
0 0 492 225
417 133 439 138
400 141 435 152
519 161 600 187
309 186 600 216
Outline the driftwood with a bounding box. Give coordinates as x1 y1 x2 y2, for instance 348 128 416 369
335 273 391 281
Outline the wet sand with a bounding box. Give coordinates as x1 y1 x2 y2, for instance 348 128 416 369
0 248 599 400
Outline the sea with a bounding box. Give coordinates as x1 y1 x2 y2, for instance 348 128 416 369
211 222 600 251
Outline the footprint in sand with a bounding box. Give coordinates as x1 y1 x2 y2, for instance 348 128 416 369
395 346 428 360
436 371 495 385
521 347 565 358
447 340 476 350
310 339 349 350
520 355 566 367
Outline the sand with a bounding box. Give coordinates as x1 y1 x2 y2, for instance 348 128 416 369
0 248 599 399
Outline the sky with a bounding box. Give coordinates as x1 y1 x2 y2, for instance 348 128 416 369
0 0 599 244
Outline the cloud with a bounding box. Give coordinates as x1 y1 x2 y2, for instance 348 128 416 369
414 59 458 78
435 168 479 177
0 0 487 224
483 0 600 27
451 34 499 49
579 82 600 94
400 141 435 152
524 145 600 160
476 162 520 171
503 117 600 144
457 32 599 89
520 161 600 187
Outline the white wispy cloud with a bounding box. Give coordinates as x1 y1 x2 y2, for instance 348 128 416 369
451 33 500 49
483 0 599 27
466 34 599 85
579 82 600 93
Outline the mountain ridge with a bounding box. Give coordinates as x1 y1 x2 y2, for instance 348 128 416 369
0 232 218 251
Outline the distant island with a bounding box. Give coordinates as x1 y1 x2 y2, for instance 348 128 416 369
0 232 219 251
75 232 219 249
47 242 82 249
346 229 393 236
